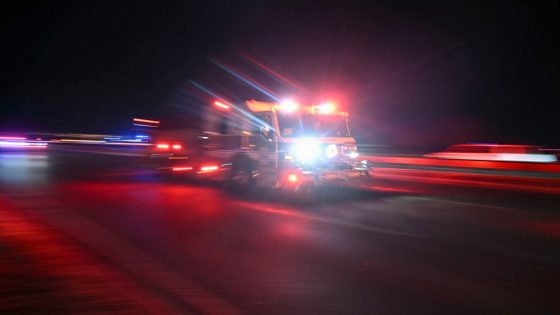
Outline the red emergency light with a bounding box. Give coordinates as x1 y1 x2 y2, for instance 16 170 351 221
199 165 219 172
0 136 27 140
317 102 336 114
280 99 299 112
133 118 160 124
214 101 230 110
172 166 193 172
156 143 183 150
287 173 299 183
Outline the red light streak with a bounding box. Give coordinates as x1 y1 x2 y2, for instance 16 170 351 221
172 144 182 150
362 156 560 173
156 143 169 150
0 136 26 140
372 167 560 194
133 118 160 124
200 165 219 172
287 174 298 183
172 166 193 171
214 101 230 110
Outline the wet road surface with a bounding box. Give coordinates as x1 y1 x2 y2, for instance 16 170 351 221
1 149 560 314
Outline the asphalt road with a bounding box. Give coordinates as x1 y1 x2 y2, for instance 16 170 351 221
1 149 560 314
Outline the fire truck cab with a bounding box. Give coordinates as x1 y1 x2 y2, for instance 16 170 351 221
173 99 369 191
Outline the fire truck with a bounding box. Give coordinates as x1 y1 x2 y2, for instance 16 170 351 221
150 99 369 191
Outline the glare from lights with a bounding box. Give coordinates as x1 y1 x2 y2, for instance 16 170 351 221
293 139 320 162
133 118 160 124
287 174 298 183
0 136 26 140
172 166 193 171
133 123 159 128
349 152 359 158
172 144 182 150
318 102 336 114
156 143 170 149
214 101 230 110
60 139 105 143
326 144 338 158
280 99 299 112
0 141 48 148
200 165 219 172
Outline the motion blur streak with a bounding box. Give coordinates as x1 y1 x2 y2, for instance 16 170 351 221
133 123 159 128
211 59 280 101
214 101 231 110
237 51 310 93
100 142 151 146
0 152 49 183
0 202 182 315
365 156 560 172
0 141 47 148
522 221 560 237
172 166 193 171
54 139 151 146
373 168 560 194
59 139 106 144
199 165 219 172
1 150 560 314
189 80 269 129
0 136 27 140
132 118 160 124
235 201 421 238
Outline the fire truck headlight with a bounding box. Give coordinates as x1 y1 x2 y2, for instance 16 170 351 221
326 144 338 159
293 139 320 162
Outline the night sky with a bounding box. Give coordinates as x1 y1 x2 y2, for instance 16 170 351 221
1 1 559 147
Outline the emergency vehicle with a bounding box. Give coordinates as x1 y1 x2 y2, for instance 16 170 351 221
150 99 368 191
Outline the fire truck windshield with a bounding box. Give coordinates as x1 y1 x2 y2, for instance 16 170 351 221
278 113 350 138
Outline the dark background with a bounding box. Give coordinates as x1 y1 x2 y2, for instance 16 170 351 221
1 0 559 147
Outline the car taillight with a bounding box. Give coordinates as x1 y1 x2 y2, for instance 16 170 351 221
172 144 182 150
156 143 170 150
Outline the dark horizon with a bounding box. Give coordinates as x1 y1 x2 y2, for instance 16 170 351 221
1 1 559 146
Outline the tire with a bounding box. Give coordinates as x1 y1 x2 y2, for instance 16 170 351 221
293 184 316 204
229 160 256 191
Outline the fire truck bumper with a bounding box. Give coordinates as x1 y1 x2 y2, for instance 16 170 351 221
297 168 370 188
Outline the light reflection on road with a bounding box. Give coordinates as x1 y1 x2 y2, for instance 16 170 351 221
0 152 49 183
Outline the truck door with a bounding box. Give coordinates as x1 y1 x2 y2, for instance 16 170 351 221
251 112 277 176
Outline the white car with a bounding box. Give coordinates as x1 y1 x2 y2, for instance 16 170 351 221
425 144 558 163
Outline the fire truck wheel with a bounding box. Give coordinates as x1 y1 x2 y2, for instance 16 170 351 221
294 185 315 204
229 162 256 191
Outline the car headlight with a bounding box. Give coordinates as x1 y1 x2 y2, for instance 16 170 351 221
293 139 320 162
